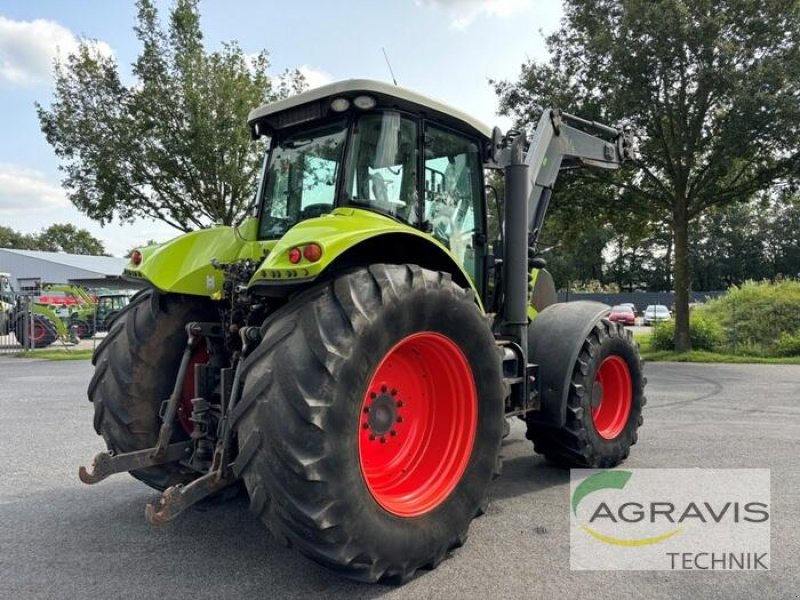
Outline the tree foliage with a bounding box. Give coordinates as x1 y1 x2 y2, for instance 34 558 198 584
494 0 800 351
0 226 38 251
538 190 800 292
0 224 106 255
37 0 305 232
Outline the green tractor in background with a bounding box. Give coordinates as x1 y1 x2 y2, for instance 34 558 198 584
0 273 75 348
0 273 14 338
36 284 132 338
80 80 645 582
39 283 99 339
92 291 131 331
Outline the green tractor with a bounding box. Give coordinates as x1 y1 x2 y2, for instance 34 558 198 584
39 283 100 339
36 284 131 337
92 291 131 332
80 80 645 582
0 273 14 340
0 273 75 349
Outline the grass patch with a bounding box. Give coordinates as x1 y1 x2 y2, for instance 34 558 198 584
634 334 800 364
14 349 93 361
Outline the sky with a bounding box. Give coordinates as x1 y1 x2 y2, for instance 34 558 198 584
0 0 562 256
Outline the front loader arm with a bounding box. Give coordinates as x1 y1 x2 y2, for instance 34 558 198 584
523 109 634 239
495 107 634 414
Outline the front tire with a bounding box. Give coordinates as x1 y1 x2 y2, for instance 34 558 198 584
526 320 645 468
234 265 506 582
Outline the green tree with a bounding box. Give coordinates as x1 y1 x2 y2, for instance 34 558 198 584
0 226 38 250
689 199 768 290
37 224 106 255
0 224 105 255
495 0 800 351
763 190 800 279
37 0 305 232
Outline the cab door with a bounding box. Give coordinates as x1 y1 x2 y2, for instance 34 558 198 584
422 123 487 296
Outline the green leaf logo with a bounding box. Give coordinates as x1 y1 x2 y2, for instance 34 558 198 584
572 470 632 515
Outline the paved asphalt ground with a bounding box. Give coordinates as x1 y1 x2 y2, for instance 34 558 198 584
1 358 798 600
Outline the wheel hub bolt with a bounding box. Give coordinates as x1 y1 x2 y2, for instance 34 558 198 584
365 392 400 437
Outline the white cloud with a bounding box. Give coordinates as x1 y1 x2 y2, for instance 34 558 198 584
298 65 334 89
415 0 531 30
0 16 113 86
0 164 69 213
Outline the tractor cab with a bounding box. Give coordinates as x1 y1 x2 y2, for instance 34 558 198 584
248 79 494 295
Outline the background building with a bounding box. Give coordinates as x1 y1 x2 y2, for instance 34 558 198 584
0 248 133 290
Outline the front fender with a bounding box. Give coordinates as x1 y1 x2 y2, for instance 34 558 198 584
527 301 611 427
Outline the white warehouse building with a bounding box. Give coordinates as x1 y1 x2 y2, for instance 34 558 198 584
0 248 132 291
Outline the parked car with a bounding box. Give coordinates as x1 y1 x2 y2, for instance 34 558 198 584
609 304 636 326
620 302 637 315
643 304 671 326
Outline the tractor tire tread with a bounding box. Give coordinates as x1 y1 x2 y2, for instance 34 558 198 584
236 264 506 583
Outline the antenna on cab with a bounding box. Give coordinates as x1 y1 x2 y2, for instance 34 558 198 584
382 47 398 86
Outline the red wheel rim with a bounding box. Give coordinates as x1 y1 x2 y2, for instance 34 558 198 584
178 341 209 435
358 332 477 518
32 322 45 341
591 355 632 439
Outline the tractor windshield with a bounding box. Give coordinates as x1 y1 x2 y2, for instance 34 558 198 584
258 122 347 239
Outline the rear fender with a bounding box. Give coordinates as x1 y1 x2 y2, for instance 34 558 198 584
247 207 480 306
123 218 270 297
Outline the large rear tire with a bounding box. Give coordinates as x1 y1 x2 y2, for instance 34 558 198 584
234 265 506 582
88 289 215 490
526 319 645 467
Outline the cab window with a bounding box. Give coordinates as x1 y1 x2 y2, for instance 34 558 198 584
423 124 483 281
258 122 347 239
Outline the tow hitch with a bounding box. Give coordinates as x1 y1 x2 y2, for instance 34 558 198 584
78 322 261 524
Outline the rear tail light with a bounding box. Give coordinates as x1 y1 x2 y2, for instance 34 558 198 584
130 250 142 266
288 247 302 264
303 243 323 262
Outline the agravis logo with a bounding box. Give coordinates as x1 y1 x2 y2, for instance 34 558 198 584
572 470 682 546
569 469 771 571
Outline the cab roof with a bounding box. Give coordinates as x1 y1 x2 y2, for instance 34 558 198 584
247 78 494 141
